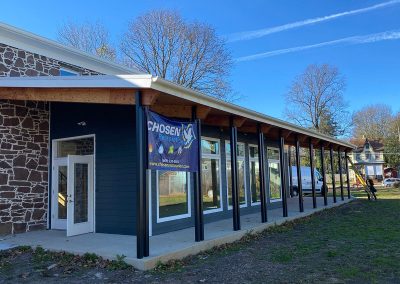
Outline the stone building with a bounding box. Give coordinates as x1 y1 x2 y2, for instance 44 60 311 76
0 22 137 235
0 22 354 265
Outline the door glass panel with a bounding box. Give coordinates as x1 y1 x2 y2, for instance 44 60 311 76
57 138 94 158
74 163 89 224
58 166 68 219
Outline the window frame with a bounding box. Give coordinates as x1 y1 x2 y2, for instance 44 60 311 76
267 147 283 203
248 144 261 206
201 137 223 214
225 140 248 209
156 170 191 223
60 68 79 76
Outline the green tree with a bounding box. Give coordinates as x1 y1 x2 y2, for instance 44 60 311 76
384 113 400 167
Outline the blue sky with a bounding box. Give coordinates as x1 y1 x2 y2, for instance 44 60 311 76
1 0 399 120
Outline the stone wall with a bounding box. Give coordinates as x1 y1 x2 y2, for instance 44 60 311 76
0 43 101 235
0 43 100 76
0 100 49 234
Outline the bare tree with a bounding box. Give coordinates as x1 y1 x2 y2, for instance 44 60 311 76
57 22 116 61
284 64 350 137
352 104 393 139
120 10 233 100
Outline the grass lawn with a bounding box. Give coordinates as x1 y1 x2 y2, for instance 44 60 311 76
1 188 400 283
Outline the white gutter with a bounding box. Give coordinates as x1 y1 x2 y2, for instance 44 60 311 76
0 74 355 149
150 77 355 149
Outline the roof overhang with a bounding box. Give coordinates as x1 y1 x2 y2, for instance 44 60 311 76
0 75 355 150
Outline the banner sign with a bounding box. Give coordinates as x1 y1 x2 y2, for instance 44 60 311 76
146 110 199 172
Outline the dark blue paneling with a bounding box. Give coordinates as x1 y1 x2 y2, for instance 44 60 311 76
151 125 284 235
50 102 137 235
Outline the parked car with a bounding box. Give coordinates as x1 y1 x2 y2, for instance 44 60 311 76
382 178 400 187
291 166 326 196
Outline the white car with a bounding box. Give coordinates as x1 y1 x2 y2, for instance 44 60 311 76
382 178 400 187
291 166 326 196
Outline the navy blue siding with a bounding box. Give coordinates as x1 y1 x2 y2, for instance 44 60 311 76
151 125 285 235
50 102 137 235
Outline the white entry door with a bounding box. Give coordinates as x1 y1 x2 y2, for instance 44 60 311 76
66 155 94 237
51 159 68 230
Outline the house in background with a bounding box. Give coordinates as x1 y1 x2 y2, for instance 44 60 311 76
349 138 385 183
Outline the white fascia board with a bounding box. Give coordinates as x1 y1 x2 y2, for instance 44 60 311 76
0 22 140 75
0 73 355 149
0 74 153 89
150 77 355 149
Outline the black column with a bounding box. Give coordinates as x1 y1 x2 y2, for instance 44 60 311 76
288 146 294 197
345 151 351 199
320 144 328 206
230 117 240 231
192 107 204 241
309 138 317 209
329 145 337 203
295 135 304 212
279 130 288 217
135 91 149 259
257 124 268 223
338 149 345 201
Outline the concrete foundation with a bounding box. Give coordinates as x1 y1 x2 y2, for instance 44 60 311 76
0 196 354 270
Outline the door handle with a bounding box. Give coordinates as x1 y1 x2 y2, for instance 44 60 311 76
67 194 74 203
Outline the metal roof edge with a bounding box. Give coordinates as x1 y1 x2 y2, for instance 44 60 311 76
0 22 141 75
150 77 356 149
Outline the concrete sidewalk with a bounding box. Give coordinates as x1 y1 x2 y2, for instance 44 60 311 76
0 196 354 270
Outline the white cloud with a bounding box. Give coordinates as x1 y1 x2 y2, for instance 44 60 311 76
236 30 400 62
228 0 400 42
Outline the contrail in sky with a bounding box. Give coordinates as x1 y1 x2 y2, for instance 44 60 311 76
235 30 400 62
228 0 400 42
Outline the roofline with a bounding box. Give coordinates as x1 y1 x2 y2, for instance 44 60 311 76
0 75 355 149
150 77 355 149
0 22 140 75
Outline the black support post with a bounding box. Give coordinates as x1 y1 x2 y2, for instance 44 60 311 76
338 149 344 201
257 124 268 223
329 145 337 203
192 107 204 241
135 91 149 259
309 138 317 209
230 117 240 231
320 144 328 206
288 146 294 197
295 135 304 212
279 130 288 217
345 151 351 199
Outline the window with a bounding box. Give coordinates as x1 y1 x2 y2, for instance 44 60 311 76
56 138 94 158
365 151 371 160
201 138 222 213
157 171 190 222
60 68 79 76
249 145 261 204
267 147 282 201
226 141 247 208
